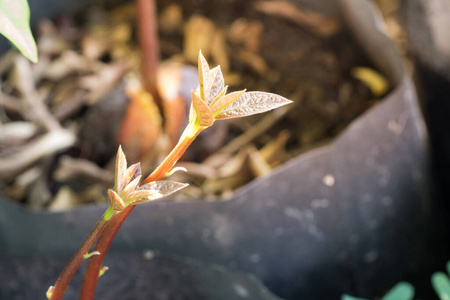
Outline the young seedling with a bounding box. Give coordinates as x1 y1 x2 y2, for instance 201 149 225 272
48 50 292 300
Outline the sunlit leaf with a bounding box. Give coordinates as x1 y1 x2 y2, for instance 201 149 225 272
207 66 224 104
115 146 128 194
432 272 450 300
107 189 125 211
128 181 188 205
123 163 142 188
121 175 142 198
203 66 219 102
198 50 210 100
382 282 414 300
215 91 293 120
209 85 228 107
0 0 38 63
191 90 214 127
126 189 160 204
211 89 246 115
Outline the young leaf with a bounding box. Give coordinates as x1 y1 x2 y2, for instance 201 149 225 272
207 66 225 104
114 146 128 194
191 91 214 127
127 181 188 205
126 189 160 204
121 175 142 198
99 266 109 277
123 163 142 188
202 66 219 102
209 85 228 108
107 189 126 212
211 89 246 115
382 282 414 300
198 50 210 100
46 286 54 299
215 91 292 120
0 0 38 63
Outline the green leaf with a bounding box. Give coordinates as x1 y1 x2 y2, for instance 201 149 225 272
215 91 293 120
382 282 414 300
46 286 54 299
0 0 38 63
446 261 450 277
432 272 450 300
341 294 367 300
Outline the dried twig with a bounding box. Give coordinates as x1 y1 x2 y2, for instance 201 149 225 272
0 130 75 181
13 56 62 131
54 156 114 184
254 0 341 37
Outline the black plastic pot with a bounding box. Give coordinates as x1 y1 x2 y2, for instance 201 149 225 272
401 1 450 278
0 0 441 299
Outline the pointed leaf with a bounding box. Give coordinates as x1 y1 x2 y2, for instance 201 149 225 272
203 66 219 102
191 90 214 127
209 85 228 107
198 50 210 100
0 0 38 63
215 91 293 120
207 66 225 104
108 189 126 211
211 89 246 115
121 175 142 199
115 146 128 194
128 181 188 205
124 163 142 187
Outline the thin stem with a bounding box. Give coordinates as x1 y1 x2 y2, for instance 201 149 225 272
79 125 203 300
137 0 161 109
79 207 133 300
49 217 108 300
143 125 202 184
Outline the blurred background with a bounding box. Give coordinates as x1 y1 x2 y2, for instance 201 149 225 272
1 0 450 299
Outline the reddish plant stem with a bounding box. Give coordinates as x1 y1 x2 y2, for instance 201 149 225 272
79 127 202 300
79 207 134 300
137 0 161 109
143 127 202 184
49 218 108 300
